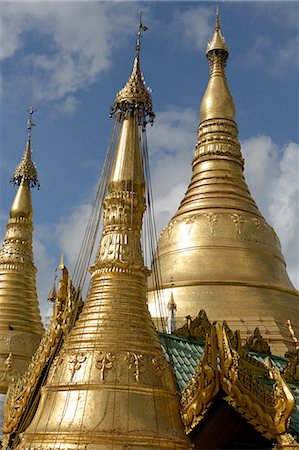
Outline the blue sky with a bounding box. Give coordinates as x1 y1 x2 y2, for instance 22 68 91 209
0 1 298 320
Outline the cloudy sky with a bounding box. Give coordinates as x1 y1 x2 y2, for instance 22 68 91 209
0 1 298 321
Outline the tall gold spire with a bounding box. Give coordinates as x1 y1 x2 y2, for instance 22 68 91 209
200 2 235 123
0 108 44 394
148 6 299 356
16 23 190 450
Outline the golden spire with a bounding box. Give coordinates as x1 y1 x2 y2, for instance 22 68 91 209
113 15 154 124
200 2 235 123
0 108 44 395
148 7 299 356
16 24 190 449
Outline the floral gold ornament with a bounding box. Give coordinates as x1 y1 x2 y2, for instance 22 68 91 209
96 352 115 382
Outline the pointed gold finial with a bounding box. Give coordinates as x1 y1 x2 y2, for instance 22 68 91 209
200 3 235 122
58 253 65 270
215 1 220 30
113 16 154 124
11 107 39 189
206 2 228 55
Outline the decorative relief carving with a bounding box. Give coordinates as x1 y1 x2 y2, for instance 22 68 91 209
96 352 115 382
230 213 245 235
204 212 222 235
125 352 143 382
160 211 268 244
68 353 87 378
152 355 166 375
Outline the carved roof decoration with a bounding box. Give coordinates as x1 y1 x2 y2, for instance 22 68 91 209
172 312 299 446
243 327 272 355
180 326 219 433
284 350 299 386
174 309 212 341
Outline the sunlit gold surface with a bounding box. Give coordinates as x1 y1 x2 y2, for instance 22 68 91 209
148 14 299 356
115 55 152 112
180 314 297 445
16 82 190 447
2 265 82 449
0 139 44 395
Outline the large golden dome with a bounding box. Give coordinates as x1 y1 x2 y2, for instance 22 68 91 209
147 11 299 356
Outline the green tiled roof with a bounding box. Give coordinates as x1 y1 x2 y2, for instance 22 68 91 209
159 332 203 391
159 333 299 437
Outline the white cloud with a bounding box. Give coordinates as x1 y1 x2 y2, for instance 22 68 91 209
147 106 197 232
60 96 80 117
0 2 140 103
269 142 299 287
33 236 55 323
55 202 93 270
241 136 298 288
170 6 213 51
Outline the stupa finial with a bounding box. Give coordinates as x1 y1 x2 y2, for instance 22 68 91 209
113 16 154 124
215 1 220 30
135 12 148 59
206 2 228 55
10 107 39 189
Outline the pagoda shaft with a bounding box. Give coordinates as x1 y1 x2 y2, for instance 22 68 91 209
147 10 299 355
17 112 190 449
0 138 44 395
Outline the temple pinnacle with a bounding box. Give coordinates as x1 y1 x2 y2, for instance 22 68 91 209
11 107 39 189
0 109 44 395
206 2 228 56
113 17 154 123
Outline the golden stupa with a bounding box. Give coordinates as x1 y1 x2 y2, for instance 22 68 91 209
148 7 299 356
0 109 44 395
15 24 190 450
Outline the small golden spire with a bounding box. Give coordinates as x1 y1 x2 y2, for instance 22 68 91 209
200 3 235 122
113 16 154 124
0 108 43 395
11 107 39 189
206 2 228 55
58 253 65 270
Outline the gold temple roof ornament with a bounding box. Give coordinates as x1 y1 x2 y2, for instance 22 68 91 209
113 18 154 125
11 23 190 450
206 2 228 55
11 107 39 189
148 6 299 356
0 108 44 395
179 312 298 447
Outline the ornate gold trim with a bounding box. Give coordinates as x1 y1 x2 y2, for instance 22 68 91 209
180 325 219 433
2 267 82 449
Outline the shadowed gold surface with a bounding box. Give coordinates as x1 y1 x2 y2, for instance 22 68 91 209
148 13 299 356
16 52 190 448
0 139 44 395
